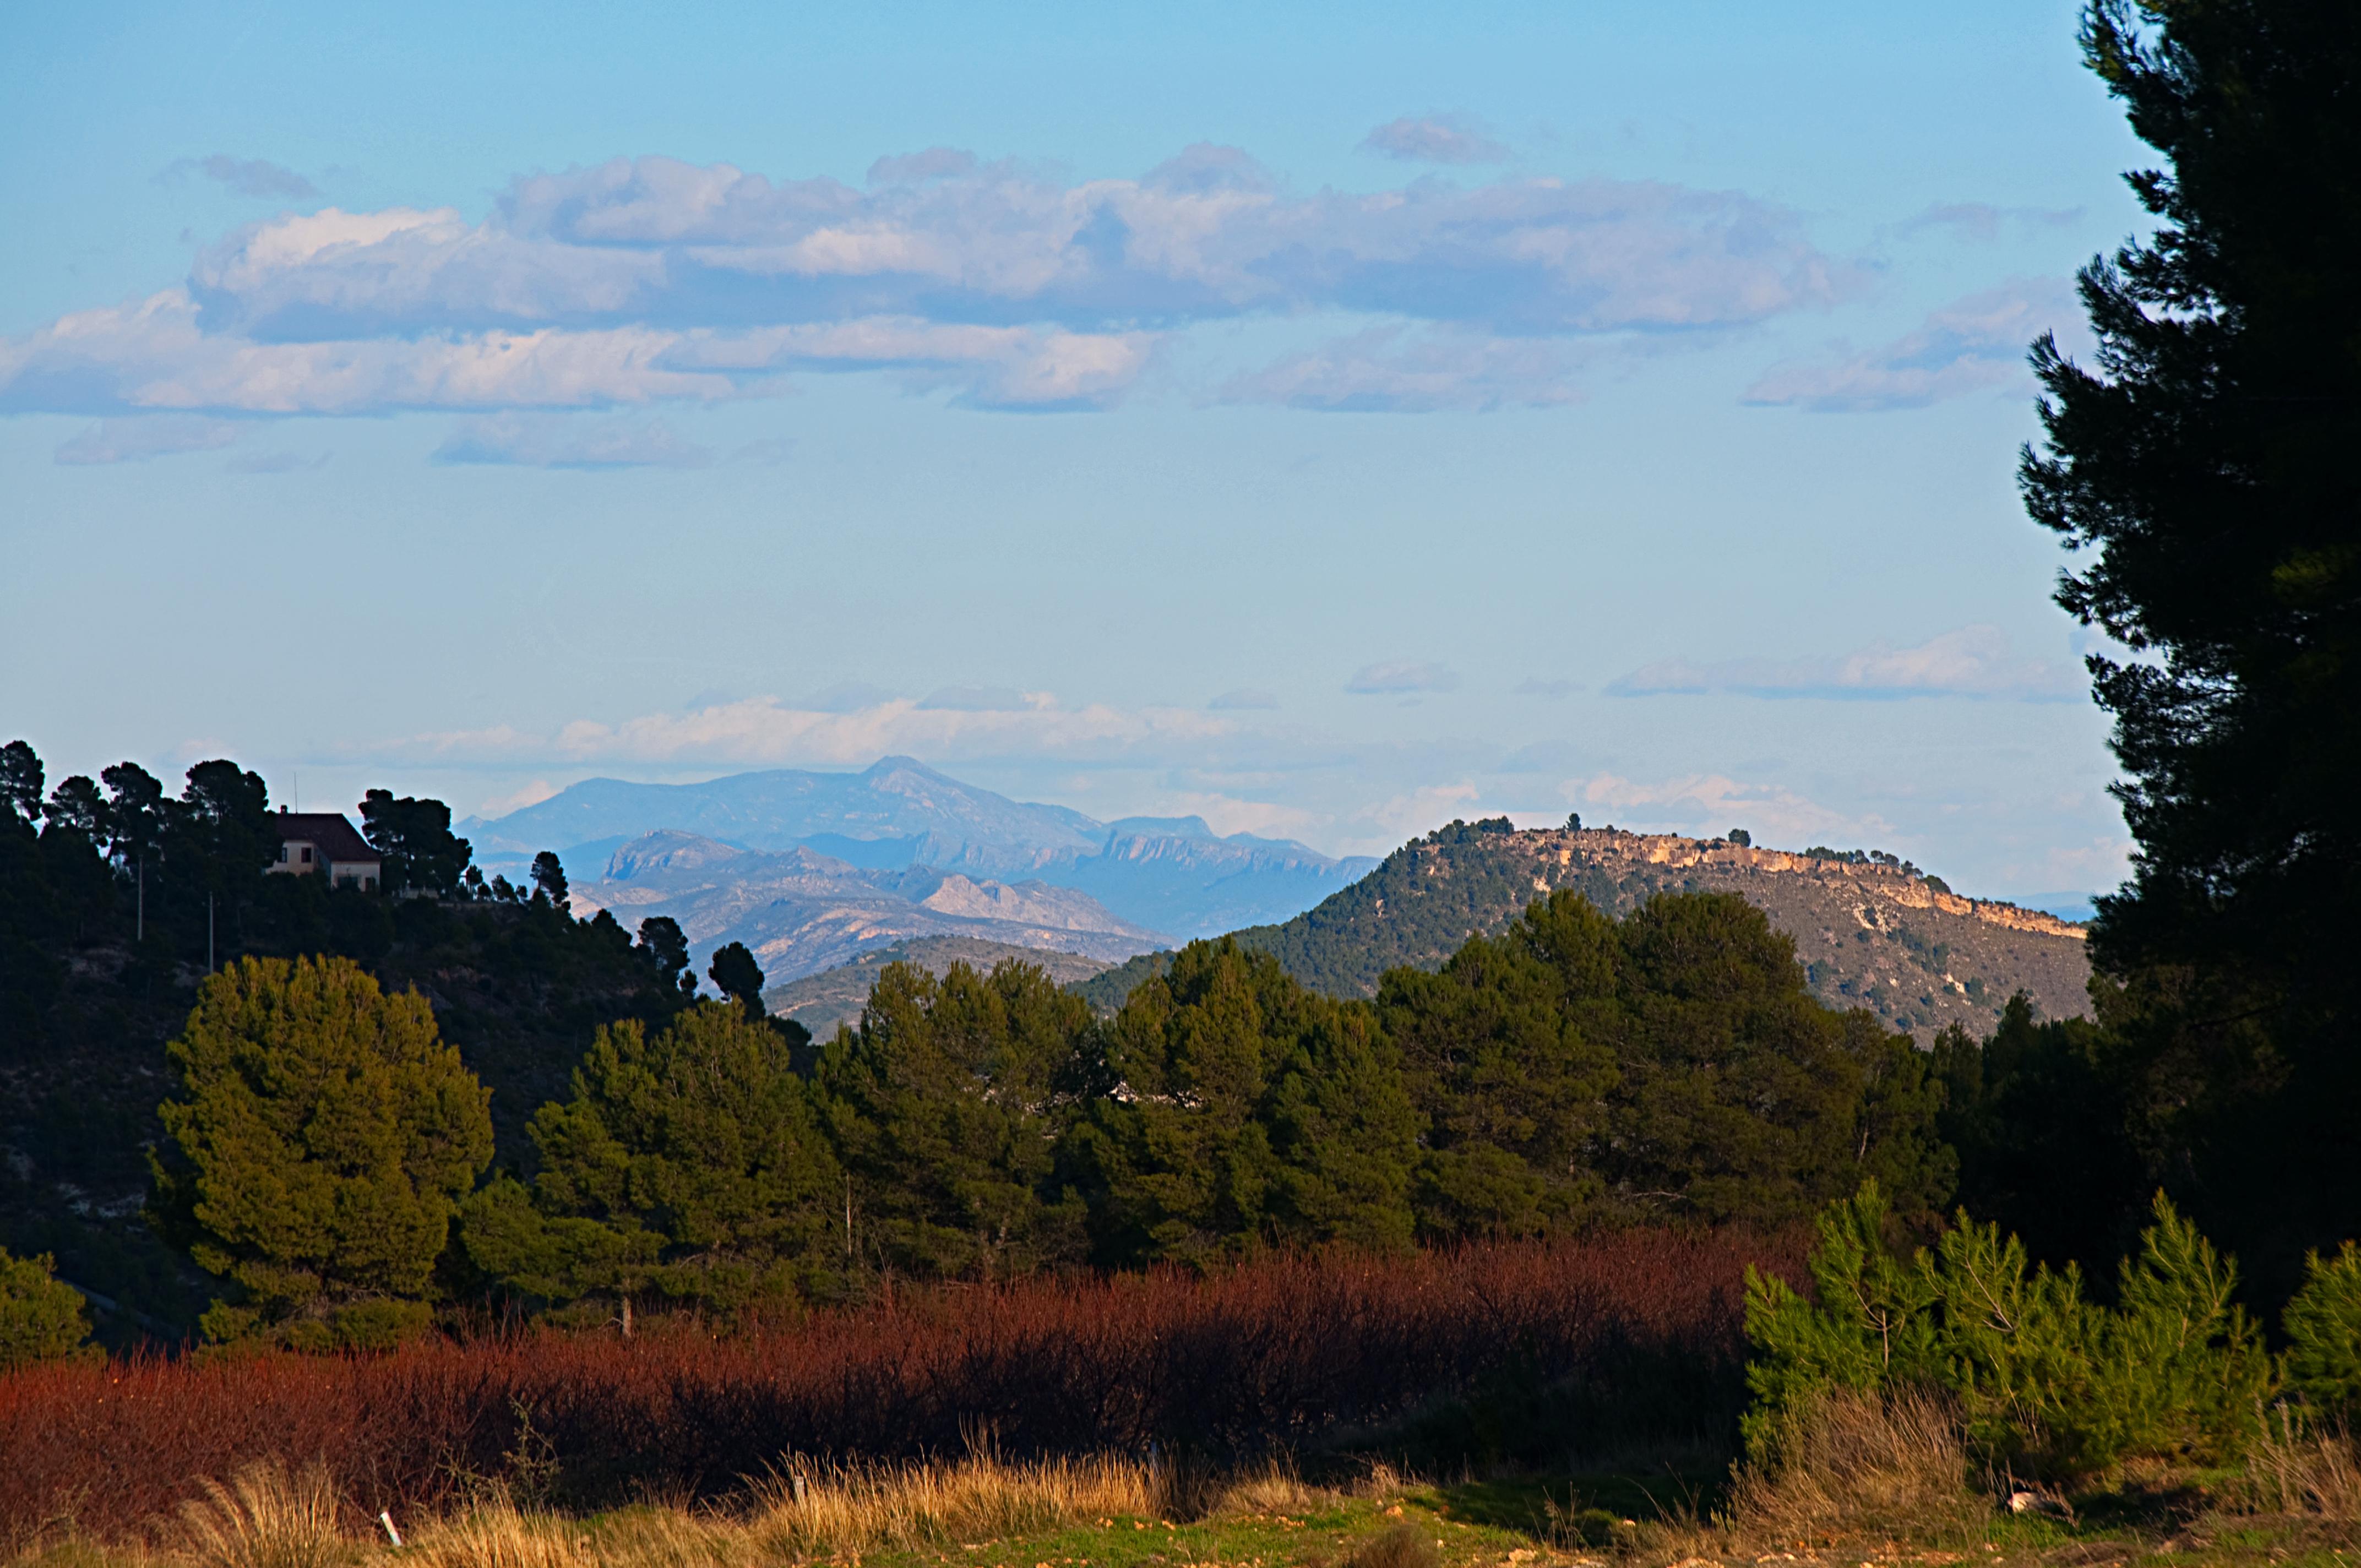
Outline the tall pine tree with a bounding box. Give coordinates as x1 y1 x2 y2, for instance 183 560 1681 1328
2021 0 2361 1291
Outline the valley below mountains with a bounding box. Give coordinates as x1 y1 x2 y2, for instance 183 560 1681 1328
565 831 1165 986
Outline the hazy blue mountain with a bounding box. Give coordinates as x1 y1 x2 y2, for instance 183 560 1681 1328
464 756 1378 938
571 829 1167 984
465 757 1101 867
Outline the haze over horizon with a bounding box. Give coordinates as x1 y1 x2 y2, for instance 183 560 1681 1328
2 1 2141 901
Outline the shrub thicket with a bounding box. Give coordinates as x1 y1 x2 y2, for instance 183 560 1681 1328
1744 1183 2334 1482
0 1246 89 1369
0 1227 1792 1537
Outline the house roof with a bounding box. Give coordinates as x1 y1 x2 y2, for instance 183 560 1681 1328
271 811 379 864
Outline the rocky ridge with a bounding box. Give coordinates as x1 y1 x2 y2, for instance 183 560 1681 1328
1095 825 2093 1042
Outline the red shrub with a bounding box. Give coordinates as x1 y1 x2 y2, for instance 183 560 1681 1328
0 1229 1800 1539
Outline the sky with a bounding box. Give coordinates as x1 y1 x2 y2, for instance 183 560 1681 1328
1 1 2152 900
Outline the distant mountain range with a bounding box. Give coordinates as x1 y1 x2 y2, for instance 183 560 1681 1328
1076 823 2093 1043
567 830 1164 986
461 757 1377 941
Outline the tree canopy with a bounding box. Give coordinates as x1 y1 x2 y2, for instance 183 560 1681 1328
820 960 1095 1281
149 955 493 1347
2020 0 2361 1293
361 790 474 897
464 1001 842 1316
1076 938 1418 1266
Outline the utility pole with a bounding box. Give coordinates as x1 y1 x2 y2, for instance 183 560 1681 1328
207 892 215 973
136 856 144 944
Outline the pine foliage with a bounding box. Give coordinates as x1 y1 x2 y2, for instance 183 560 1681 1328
820 960 1093 1281
149 956 492 1347
0 1246 90 1369
1748 1184 2272 1480
1076 938 1418 1266
463 1001 840 1315
2283 1242 2361 1423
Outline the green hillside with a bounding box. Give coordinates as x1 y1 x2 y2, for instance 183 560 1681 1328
1076 818 2092 1041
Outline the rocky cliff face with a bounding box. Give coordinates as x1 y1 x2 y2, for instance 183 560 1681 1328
1226 826 2092 1042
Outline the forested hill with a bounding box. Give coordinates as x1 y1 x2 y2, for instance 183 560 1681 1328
1081 820 2092 1041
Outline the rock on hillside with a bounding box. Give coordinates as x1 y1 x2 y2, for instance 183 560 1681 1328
1083 824 2090 1042
763 936 1116 1039
569 830 1167 984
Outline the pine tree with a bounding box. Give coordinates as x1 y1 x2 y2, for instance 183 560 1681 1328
149 955 493 1347
464 1000 840 1315
2020 0 2361 1294
0 1246 91 1369
819 960 1094 1280
1078 938 1416 1265
1603 894 1949 1226
1376 891 1620 1237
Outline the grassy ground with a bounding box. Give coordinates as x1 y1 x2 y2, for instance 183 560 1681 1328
6 1443 2354 1568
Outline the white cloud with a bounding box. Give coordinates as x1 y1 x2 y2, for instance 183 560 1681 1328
1607 626 2083 703
389 694 1238 770
475 778 561 816
1154 792 1321 840
1744 277 2076 412
1366 781 1483 836
1892 203 2081 242
1224 325 1585 412
1568 771 1898 850
158 154 319 200
1358 115 1511 165
1208 688 1280 710
0 290 1151 416
1347 660 1459 695
432 412 714 468
53 414 239 464
3 150 1859 421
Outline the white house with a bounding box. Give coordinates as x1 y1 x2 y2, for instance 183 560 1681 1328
266 810 383 891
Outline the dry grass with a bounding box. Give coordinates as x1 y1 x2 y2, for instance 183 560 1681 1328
1214 1465 1331 1518
742 1450 1158 1558
1343 1522 1441 1568
4 1450 1175 1568
2244 1418 2361 1522
166 1463 353 1568
1727 1389 1987 1544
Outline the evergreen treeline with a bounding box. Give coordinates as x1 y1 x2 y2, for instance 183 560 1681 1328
165 889 1946 1345
1 727 1955 1349
0 741 705 1332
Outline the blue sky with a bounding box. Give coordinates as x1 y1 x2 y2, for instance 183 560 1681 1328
1 0 2147 898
